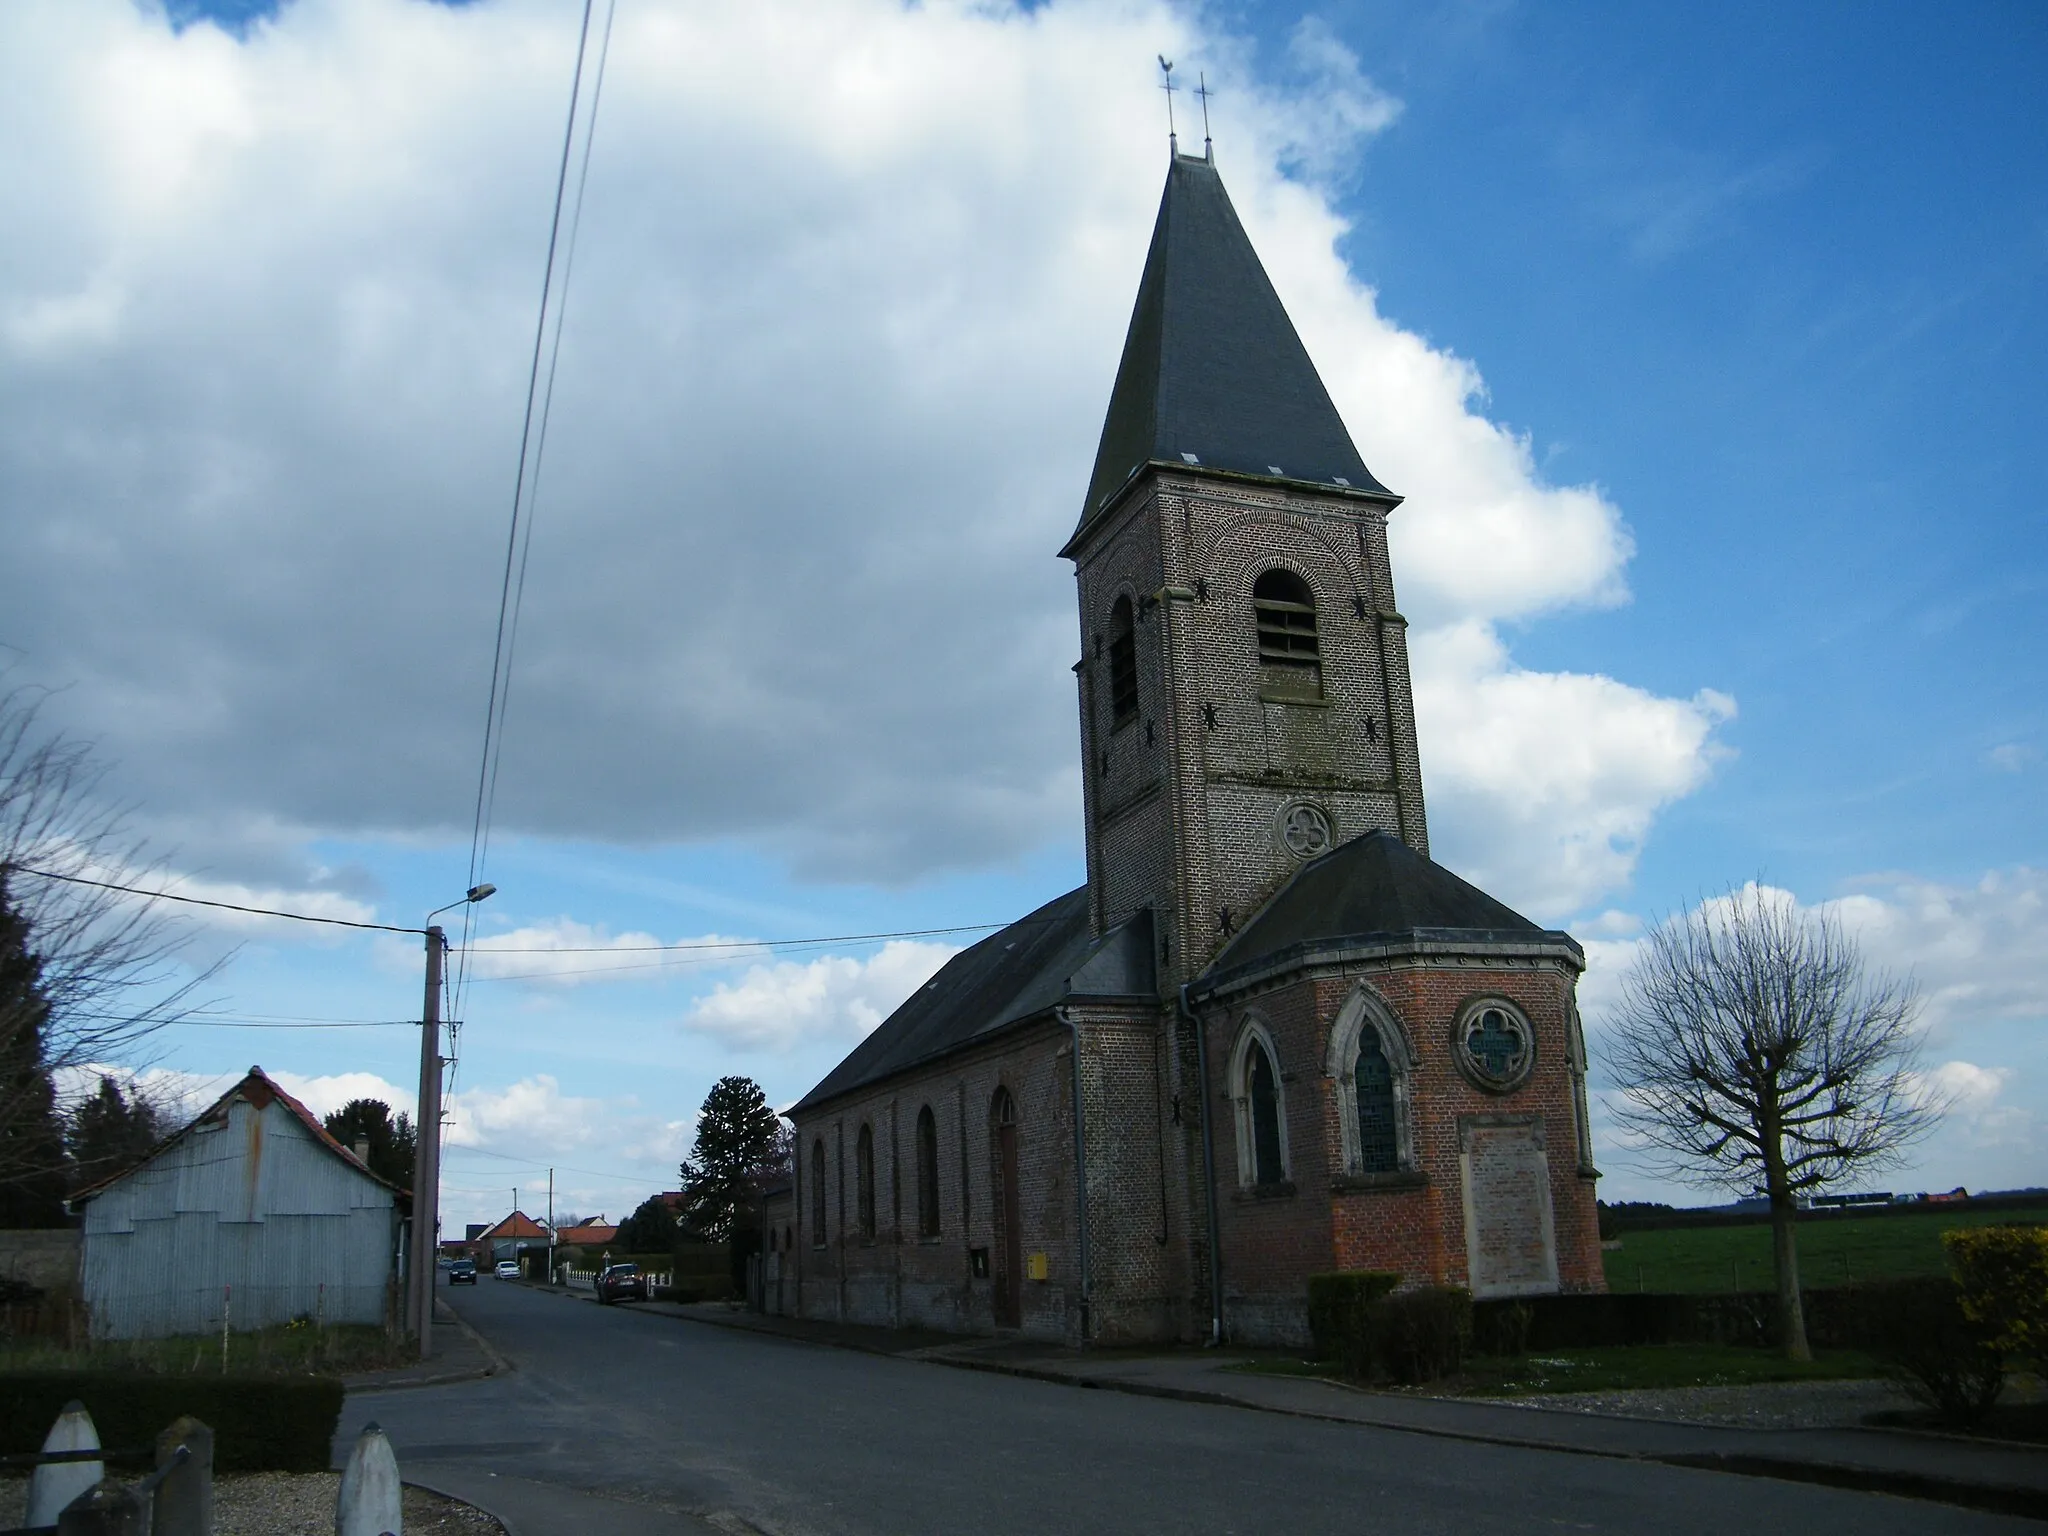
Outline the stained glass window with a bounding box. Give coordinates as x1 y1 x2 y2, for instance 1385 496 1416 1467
1248 1040 1285 1185
1354 1029 1399 1173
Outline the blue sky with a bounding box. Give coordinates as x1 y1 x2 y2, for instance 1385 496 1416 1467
3 0 2042 1229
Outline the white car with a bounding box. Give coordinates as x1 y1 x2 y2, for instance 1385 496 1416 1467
495 1260 521 1280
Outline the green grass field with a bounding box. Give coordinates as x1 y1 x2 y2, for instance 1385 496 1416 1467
1601 1205 2048 1293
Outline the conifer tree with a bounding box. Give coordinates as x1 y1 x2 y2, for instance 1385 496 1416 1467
677 1076 787 1243
64 1073 164 1189
322 1098 417 1189
0 872 66 1226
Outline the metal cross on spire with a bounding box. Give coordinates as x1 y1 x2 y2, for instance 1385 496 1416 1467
1158 55 1178 153
1196 71 1213 159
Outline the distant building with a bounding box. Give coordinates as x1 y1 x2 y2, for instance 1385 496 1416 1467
473 1210 551 1265
71 1066 406 1339
555 1218 618 1250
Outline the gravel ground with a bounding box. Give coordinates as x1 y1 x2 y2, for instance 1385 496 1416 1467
0 1472 503 1534
1488 1377 1918 1429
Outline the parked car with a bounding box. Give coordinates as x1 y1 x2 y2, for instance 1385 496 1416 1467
495 1259 521 1280
594 1263 646 1305
448 1259 478 1285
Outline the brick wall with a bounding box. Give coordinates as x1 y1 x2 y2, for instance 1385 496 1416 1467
1069 473 1429 992
1195 954 1604 1347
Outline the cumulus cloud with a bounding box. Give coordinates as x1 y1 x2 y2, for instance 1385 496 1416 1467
683 939 958 1051
0 0 1724 909
1582 872 2048 1041
1413 624 1734 917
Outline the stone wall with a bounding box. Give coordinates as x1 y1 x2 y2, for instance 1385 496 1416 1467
0 1229 81 1292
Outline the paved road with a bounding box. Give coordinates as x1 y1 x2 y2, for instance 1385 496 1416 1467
342 1280 2031 1536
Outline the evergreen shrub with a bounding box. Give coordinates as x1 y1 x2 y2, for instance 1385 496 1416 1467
1365 1287 1473 1385
1945 1225 2048 1375
1306 1271 1400 1376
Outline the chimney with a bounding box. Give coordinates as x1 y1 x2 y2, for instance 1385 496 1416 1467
353 1138 371 1164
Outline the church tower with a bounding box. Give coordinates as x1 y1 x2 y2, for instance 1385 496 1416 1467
1064 150 1429 988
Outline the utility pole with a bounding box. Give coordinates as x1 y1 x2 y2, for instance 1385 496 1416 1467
548 1169 555 1284
411 925 446 1361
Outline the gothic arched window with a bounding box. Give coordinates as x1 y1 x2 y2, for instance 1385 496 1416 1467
916 1105 941 1238
1229 1022 1290 1187
855 1123 876 1241
1253 568 1321 699
810 1138 826 1245
1327 985 1419 1179
1108 595 1139 725
1248 1041 1285 1185
1354 1029 1400 1174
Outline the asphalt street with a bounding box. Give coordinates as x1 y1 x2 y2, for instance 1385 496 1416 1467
341 1279 2033 1536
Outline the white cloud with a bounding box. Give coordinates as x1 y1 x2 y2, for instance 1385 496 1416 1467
1413 622 1734 917
0 0 1723 911
683 939 958 1051
1987 743 2037 773
457 918 766 987
1826 868 2048 1038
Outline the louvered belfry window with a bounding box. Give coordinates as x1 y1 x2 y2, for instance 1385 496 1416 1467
1253 569 1321 698
1108 595 1139 724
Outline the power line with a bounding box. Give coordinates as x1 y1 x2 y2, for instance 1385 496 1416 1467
461 920 1012 955
454 0 615 1032
8 867 422 934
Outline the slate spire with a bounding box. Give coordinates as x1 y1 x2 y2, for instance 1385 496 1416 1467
1074 153 1393 537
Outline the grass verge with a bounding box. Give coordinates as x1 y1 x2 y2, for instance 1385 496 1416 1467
0 1321 405 1377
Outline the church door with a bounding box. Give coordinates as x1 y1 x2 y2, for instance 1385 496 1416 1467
990 1088 1022 1328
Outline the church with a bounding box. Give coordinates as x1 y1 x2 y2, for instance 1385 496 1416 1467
785 145 1604 1347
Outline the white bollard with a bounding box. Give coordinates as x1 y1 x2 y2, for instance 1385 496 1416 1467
27 1400 103 1528
334 1422 402 1536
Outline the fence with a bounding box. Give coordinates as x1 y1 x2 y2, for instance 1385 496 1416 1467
557 1267 673 1292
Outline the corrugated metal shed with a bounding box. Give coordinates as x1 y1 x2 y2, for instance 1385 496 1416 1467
74 1067 404 1340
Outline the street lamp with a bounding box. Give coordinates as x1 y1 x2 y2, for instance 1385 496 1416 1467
411 882 496 1360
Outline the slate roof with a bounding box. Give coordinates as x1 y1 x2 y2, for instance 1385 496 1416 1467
1069 151 1394 548
792 890 1155 1112
1199 830 1582 992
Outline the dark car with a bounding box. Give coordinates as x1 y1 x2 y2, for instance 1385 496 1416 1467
594 1263 646 1305
448 1259 477 1285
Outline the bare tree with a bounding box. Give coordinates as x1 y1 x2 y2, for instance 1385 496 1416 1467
0 676 214 1201
1607 884 1940 1359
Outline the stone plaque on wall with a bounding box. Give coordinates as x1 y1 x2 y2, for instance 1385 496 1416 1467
1458 1116 1560 1299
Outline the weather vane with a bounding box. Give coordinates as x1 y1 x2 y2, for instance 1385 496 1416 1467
1158 55 1177 153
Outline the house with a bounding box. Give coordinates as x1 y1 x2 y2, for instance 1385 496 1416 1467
786 149 1602 1348
474 1210 552 1266
72 1066 407 1339
554 1218 618 1250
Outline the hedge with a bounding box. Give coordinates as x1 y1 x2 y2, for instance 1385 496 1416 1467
1307 1272 1400 1377
1946 1224 2048 1373
1466 1277 2013 1355
1 1373 344 1472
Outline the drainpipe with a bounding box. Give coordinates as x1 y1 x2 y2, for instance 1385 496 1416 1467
1057 1007 1091 1344
1180 982 1224 1347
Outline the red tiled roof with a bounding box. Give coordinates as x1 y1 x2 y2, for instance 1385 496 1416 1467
480 1210 551 1240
